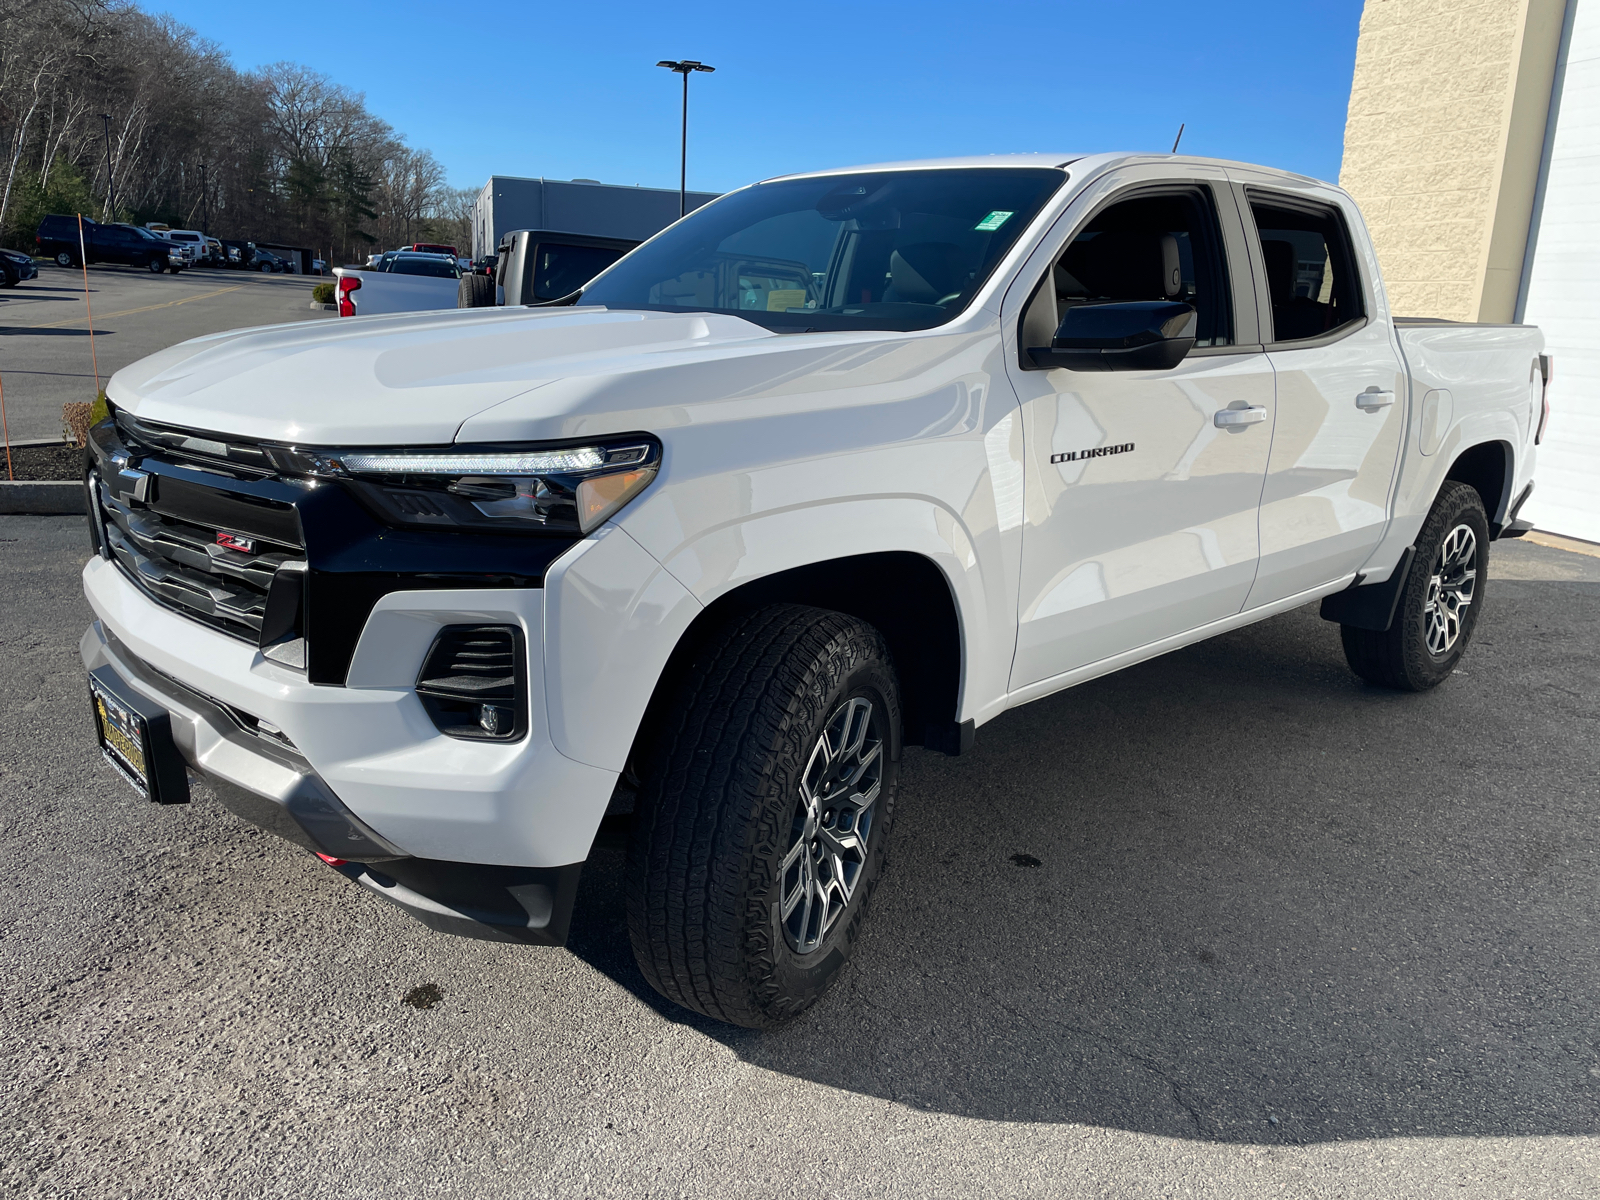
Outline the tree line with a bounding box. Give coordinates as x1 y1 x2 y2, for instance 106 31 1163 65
0 0 473 262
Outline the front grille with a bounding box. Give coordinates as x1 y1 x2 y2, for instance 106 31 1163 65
96 473 305 645
114 412 277 478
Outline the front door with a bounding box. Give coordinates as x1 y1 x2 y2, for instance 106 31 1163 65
1005 174 1276 692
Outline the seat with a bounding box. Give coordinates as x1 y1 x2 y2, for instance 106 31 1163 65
883 242 970 305
1261 238 1331 341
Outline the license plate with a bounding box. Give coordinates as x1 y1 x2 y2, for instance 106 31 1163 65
91 677 152 797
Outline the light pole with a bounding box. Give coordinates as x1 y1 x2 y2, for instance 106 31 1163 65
655 59 715 217
99 113 115 219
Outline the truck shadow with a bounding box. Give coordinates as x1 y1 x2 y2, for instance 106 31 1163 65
565 580 1600 1144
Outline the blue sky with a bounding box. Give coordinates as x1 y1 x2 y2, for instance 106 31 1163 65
158 0 1365 194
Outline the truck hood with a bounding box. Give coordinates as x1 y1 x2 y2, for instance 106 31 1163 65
106 306 801 445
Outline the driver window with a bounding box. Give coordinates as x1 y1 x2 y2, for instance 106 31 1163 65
1035 190 1233 348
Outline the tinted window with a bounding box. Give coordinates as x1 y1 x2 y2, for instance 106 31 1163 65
1054 190 1233 347
1247 198 1364 342
579 167 1065 332
526 242 629 302
390 257 459 278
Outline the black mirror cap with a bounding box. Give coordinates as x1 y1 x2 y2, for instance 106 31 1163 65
1028 301 1197 372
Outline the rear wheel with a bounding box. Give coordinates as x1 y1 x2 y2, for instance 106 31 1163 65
627 605 901 1027
1340 481 1489 691
54 251 74 268
458 273 495 308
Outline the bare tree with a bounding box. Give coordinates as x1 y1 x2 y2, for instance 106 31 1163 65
0 1 462 253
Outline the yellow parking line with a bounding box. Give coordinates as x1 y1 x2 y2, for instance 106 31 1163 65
15 284 246 330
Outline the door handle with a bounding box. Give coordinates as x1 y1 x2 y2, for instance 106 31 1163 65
1214 405 1268 428
1356 388 1395 410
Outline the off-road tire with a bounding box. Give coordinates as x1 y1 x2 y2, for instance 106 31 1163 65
626 605 901 1028
457 272 495 308
1340 481 1489 691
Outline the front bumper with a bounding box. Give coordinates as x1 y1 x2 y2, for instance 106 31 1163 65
80 605 593 945
81 618 402 861
81 556 620 868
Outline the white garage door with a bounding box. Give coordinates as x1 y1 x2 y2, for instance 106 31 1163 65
1521 0 1600 544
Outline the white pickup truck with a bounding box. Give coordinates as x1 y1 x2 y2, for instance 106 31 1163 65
80 153 1547 1027
332 252 461 316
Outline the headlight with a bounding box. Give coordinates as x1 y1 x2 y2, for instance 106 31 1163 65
268 437 660 535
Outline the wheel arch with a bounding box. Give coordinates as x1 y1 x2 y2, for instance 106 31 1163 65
1443 439 1513 530
621 550 965 792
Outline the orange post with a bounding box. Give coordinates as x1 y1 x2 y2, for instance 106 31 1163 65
76 214 101 397
1 370 12 481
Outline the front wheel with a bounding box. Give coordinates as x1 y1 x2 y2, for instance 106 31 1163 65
259 262 272 272
1340 480 1489 691
627 605 901 1027
147 257 164 273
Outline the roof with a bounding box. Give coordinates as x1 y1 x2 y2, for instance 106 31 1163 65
759 152 1334 189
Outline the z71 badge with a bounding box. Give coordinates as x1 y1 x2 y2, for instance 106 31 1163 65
215 531 255 554
1051 442 1134 465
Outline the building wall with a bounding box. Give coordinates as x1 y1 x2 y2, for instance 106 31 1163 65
1340 0 1566 320
471 178 718 259
1518 0 1599 541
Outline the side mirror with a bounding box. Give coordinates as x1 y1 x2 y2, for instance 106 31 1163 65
1028 301 1197 372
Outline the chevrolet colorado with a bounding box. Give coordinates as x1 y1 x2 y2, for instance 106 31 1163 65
79 153 1547 1026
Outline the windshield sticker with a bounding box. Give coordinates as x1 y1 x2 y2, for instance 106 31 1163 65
974 210 1014 232
766 289 808 312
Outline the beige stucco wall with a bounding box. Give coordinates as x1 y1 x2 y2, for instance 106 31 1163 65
1340 0 1566 320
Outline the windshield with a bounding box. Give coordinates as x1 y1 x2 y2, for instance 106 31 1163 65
390 256 460 278
577 167 1063 331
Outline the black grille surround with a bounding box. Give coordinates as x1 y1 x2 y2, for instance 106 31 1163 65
87 414 581 685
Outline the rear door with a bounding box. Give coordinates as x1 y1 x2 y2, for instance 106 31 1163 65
1003 164 1277 690
1229 174 1407 607
97 226 137 265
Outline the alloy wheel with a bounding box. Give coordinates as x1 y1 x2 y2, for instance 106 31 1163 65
1424 523 1477 656
779 695 884 955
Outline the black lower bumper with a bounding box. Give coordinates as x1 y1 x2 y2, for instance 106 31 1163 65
328 858 583 945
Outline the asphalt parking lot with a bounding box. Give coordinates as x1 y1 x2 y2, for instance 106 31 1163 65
0 265 327 442
3 517 1597 1198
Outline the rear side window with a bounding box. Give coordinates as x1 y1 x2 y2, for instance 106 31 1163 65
524 242 630 303
1053 189 1234 346
1247 197 1364 343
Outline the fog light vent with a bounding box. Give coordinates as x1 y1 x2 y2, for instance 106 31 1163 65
415 624 526 741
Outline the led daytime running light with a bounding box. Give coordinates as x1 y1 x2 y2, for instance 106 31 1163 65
338 448 607 475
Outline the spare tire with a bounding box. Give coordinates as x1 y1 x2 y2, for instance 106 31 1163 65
458 273 496 308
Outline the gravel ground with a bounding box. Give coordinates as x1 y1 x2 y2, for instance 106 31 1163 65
1 443 82 481
2 516 1598 1198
